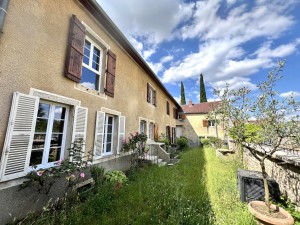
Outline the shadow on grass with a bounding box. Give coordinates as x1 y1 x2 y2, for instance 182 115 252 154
89 147 215 225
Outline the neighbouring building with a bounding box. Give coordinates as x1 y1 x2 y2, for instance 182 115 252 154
181 100 225 140
0 0 196 223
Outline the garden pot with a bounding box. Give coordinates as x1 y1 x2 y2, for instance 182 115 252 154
248 201 294 225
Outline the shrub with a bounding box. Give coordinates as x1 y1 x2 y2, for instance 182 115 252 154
90 166 105 187
105 170 128 185
201 138 211 146
176 136 189 149
208 137 223 148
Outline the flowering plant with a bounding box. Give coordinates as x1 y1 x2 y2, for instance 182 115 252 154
21 139 93 197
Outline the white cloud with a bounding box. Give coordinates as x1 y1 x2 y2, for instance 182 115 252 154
81 82 95 90
211 77 258 92
162 0 298 84
254 39 300 58
147 61 163 74
160 55 174 64
280 91 300 98
97 0 194 45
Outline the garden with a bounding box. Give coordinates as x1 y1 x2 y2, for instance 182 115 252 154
12 145 259 225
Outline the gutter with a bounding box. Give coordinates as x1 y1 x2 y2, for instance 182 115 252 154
0 0 9 34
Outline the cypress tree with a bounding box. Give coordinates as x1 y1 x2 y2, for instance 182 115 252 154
200 74 207 102
180 81 186 105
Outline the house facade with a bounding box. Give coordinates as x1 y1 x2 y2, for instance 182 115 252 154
181 100 225 140
0 0 187 222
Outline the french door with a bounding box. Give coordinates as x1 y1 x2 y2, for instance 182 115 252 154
102 115 114 156
30 102 69 169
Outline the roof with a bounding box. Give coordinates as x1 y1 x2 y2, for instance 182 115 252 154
79 0 181 109
182 101 221 114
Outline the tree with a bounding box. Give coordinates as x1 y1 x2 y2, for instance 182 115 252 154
213 61 300 212
180 81 186 105
200 74 207 102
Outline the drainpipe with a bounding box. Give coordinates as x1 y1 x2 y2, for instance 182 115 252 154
0 0 10 34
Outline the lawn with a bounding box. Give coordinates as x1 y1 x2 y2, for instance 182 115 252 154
17 147 255 225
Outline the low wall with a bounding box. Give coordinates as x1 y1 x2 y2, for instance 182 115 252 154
0 154 131 225
229 141 300 207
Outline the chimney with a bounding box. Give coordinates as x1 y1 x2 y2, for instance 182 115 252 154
189 99 193 107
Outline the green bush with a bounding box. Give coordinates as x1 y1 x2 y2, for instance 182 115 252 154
201 138 211 146
105 170 128 185
208 137 223 148
90 166 105 187
158 138 170 146
176 136 189 149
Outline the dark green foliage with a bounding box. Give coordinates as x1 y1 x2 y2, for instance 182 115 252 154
176 136 189 149
90 166 105 187
201 137 223 148
200 74 207 103
180 81 186 105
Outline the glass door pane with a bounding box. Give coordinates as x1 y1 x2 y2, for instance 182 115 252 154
103 115 114 155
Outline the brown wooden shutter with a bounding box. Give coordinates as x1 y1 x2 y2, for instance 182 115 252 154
65 15 86 83
166 101 170 115
203 119 208 127
166 126 171 142
147 83 150 103
153 90 157 106
105 50 116 97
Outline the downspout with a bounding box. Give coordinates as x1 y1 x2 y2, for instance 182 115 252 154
0 0 10 34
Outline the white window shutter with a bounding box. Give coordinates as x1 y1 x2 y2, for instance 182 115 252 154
72 106 88 152
0 92 39 181
94 111 105 160
117 116 126 154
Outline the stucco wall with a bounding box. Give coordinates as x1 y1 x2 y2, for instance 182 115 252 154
185 114 225 138
0 0 179 159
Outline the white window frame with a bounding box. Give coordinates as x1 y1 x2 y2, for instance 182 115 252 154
149 122 154 140
81 36 103 91
30 101 69 171
208 120 215 127
148 83 156 106
139 117 155 140
140 120 147 135
102 114 114 157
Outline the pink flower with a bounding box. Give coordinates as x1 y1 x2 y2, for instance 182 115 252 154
135 131 139 135
36 171 44 176
80 172 85 178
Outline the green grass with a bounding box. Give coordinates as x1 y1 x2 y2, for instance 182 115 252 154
204 146 255 225
17 147 256 225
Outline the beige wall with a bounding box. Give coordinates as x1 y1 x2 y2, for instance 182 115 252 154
185 114 225 139
0 0 179 157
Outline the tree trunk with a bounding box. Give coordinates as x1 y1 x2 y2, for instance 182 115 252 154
260 159 271 213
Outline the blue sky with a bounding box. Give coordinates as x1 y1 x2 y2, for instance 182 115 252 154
97 0 300 104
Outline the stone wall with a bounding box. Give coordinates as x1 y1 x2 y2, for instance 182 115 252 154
229 141 300 207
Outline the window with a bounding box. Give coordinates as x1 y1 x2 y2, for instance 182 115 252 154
149 122 154 140
166 101 170 115
30 102 68 168
147 83 156 106
80 37 103 91
173 108 178 119
140 120 147 134
208 120 215 127
102 115 114 156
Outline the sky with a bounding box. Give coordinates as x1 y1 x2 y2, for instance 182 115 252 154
97 0 300 104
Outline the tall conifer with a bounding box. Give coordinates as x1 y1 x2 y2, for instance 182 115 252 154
200 74 207 102
180 81 186 105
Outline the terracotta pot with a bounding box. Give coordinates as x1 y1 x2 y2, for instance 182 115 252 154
248 201 294 225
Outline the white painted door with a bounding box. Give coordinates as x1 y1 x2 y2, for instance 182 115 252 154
176 126 183 138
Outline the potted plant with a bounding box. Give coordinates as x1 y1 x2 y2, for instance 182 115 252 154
212 61 299 224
